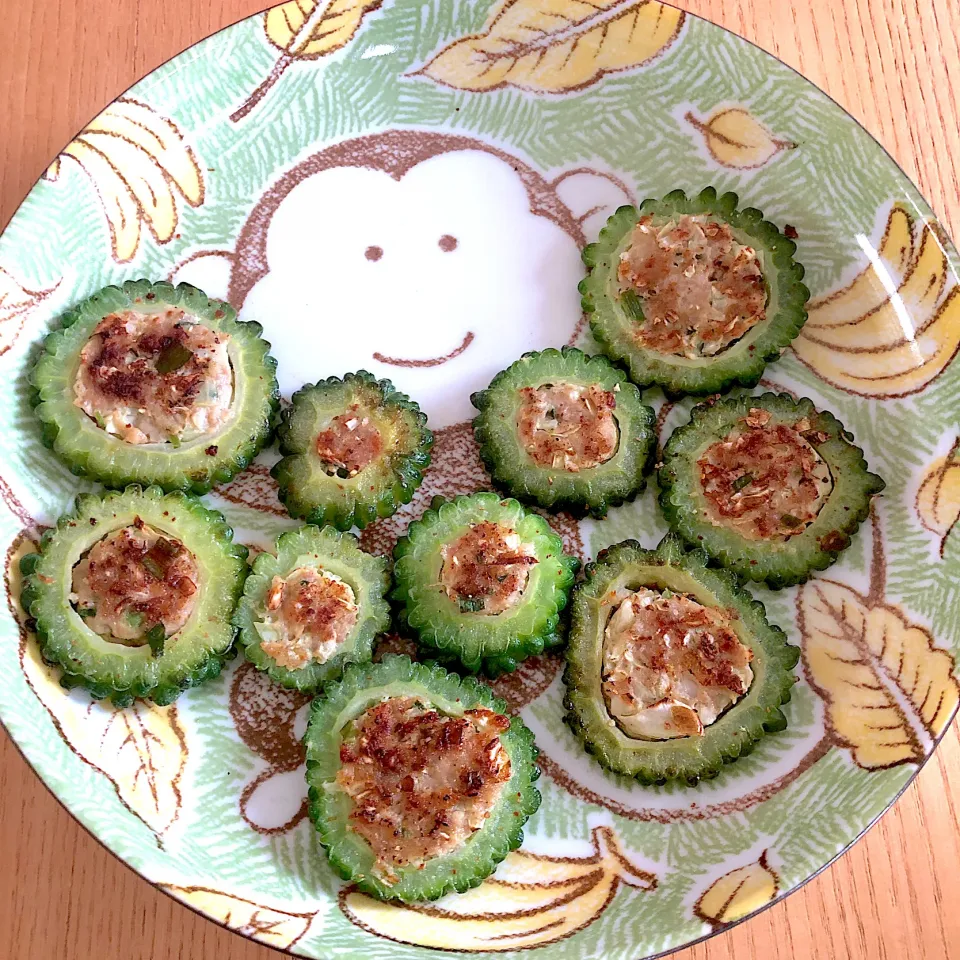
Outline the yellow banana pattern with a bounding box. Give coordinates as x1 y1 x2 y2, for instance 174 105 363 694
44 97 204 263
916 437 960 556
793 204 960 397
340 825 656 951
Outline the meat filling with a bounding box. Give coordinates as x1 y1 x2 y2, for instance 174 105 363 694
257 566 359 670
602 587 754 740
698 408 834 541
74 308 233 444
70 521 199 642
439 522 538 615
315 405 384 478
617 215 767 359
516 382 619 472
337 696 511 877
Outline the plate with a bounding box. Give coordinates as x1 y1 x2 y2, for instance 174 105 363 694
2 2 959 957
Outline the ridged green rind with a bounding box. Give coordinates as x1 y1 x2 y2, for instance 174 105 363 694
232 524 390 691
471 346 656 517
658 392 885 588
272 371 433 531
20 485 248 707
305 654 540 901
392 493 579 675
563 535 799 786
30 280 280 494
580 188 811 396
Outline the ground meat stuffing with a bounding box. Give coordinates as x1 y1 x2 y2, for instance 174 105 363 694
258 566 358 670
70 521 199 642
602 587 754 740
698 410 834 541
516 382 619 472
440 522 538 615
74 308 233 444
315 405 383 478
617 214 767 359
337 696 511 877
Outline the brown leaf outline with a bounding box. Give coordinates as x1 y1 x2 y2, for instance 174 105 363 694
0 267 59 357
413 0 685 94
797 515 960 770
231 0 384 122
8 531 188 843
160 885 317 949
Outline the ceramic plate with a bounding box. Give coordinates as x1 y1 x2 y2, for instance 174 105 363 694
2 2 959 957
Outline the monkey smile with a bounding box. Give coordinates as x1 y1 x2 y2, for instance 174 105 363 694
373 331 475 368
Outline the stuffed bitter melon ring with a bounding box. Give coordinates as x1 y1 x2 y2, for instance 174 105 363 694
472 347 656 517
581 188 810 396
659 393 885 588
20 485 248 707
272 371 432 531
563 535 799 786
306 655 540 901
31 280 279 493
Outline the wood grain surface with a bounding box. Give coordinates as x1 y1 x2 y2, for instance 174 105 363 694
1 1 959 958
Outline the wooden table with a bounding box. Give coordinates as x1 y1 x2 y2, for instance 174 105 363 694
2 1 959 957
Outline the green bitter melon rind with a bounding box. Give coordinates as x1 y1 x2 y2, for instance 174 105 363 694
580 188 811 396
658 392 885 588
272 371 433 531
392 493 579 676
30 279 279 494
563 534 799 786
232 523 391 691
471 346 656 517
306 654 540 901
20 485 248 707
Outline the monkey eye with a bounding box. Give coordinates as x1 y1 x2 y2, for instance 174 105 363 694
438 235 458 252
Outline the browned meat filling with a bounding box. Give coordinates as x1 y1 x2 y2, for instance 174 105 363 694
337 696 511 877
618 215 767 359
602 587 754 740
257 566 359 670
516 383 618 472
70 520 199 642
74 308 233 444
315 405 384 478
439 521 538 615
698 408 834 541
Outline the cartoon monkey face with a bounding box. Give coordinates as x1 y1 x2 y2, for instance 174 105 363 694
174 130 632 428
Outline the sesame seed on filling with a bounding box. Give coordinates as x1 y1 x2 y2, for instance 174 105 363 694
73 308 234 445
697 408 834 541
516 382 619 472
439 522 538 615
70 521 199 644
617 214 767 359
601 587 754 741
336 696 512 879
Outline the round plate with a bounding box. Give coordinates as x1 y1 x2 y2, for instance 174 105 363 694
2 2 959 957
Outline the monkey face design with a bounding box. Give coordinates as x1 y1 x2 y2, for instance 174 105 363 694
174 130 633 429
